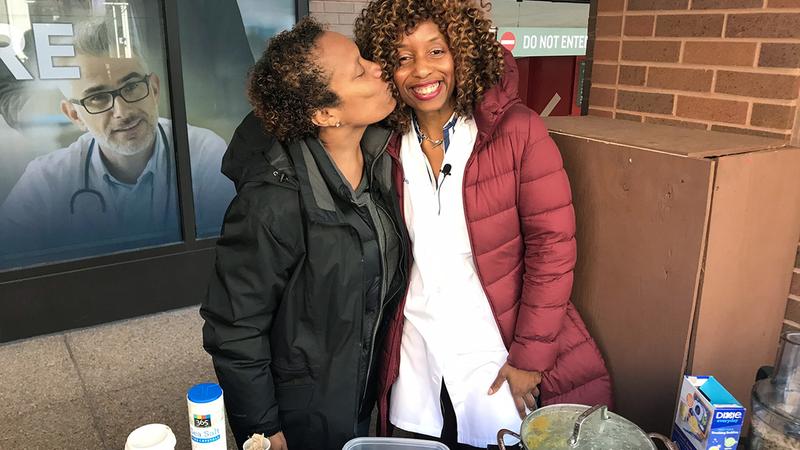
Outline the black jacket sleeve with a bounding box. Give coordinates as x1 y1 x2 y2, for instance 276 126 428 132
200 188 300 445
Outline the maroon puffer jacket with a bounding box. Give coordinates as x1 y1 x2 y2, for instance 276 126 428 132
378 51 613 434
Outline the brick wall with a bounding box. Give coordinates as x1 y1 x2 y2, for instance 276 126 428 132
590 0 800 142
589 0 800 333
309 0 366 36
311 0 800 333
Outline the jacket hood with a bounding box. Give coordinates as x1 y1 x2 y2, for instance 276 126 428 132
360 125 393 159
222 112 392 191
473 48 522 138
221 112 291 190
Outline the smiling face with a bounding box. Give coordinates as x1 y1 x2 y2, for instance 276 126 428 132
314 31 396 128
60 54 160 157
392 21 455 118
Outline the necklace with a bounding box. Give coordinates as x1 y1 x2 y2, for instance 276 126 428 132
418 129 444 148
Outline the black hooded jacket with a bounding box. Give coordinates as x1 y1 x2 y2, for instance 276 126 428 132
200 112 407 449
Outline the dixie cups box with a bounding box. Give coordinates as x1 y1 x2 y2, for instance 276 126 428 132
672 376 745 450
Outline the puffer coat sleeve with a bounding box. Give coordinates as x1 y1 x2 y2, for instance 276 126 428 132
506 116 577 374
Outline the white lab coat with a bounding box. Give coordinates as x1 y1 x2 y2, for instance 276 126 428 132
0 118 234 268
389 115 522 447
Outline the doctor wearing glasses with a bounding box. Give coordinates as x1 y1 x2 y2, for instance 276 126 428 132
0 19 234 265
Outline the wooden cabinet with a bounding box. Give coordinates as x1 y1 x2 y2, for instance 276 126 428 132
544 116 800 434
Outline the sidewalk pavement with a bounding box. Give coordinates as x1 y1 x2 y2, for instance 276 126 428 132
0 304 408 450
0 306 235 450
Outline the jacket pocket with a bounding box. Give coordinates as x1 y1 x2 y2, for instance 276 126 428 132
276 384 325 448
275 383 314 411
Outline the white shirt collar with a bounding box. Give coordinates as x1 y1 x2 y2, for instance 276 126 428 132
411 112 459 152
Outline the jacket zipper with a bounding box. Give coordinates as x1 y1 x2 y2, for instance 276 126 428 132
353 229 366 435
376 144 414 435
357 135 401 413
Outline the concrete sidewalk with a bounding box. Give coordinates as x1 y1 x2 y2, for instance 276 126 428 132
0 306 233 450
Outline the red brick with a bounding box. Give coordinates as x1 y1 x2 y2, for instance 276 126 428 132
655 14 724 37
759 44 800 68
622 41 681 62
624 16 655 37
590 87 617 108
617 90 675 114
751 104 796 129
792 271 800 296
786 298 800 324
619 65 647 86
683 42 757 66
647 67 713 92
645 116 709 129
596 15 623 37
592 63 619 85
710 124 790 139
589 108 614 118
676 96 748 124
726 14 800 39
594 40 621 61
616 112 644 122
598 0 626 12
628 0 689 10
691 0 763 8
715 71 800 100
768 0 800 6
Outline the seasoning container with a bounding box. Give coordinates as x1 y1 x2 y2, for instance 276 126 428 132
187 382 227 450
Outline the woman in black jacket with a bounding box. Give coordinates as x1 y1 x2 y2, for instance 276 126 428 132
200 18 407 450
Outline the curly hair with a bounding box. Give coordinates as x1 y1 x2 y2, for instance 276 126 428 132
354 0 504 133
247 17 340 142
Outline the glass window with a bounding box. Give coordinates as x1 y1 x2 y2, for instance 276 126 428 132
175 0 295 238
0 0 184 270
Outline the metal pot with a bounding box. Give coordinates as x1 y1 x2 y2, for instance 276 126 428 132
497 404 678 450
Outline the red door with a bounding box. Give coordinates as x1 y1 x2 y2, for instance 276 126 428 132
515 56 585 117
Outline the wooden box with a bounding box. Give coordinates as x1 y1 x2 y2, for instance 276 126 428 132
544 116 800 434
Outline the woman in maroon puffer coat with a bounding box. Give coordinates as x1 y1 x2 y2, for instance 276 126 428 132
355 1 613 448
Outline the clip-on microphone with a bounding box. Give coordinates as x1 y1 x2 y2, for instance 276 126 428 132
437 163 452 215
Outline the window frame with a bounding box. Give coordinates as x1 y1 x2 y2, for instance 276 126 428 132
0 0 305 343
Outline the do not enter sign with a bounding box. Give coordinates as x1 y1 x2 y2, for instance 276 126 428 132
495 27 588 57
499 31 516 51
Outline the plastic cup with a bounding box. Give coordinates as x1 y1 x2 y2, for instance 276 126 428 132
243 434 272 450
124 423 176 450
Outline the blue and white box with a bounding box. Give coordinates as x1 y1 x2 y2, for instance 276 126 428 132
672 376 745 450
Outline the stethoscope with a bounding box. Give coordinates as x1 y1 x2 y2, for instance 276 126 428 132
69 123 172 216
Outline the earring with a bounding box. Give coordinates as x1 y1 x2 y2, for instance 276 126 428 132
335 121 341 128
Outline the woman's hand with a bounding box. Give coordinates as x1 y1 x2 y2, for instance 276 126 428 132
488 362 542 419
268 431 288 450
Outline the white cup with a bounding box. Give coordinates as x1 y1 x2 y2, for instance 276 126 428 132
124 423 177 450
243 434 272 450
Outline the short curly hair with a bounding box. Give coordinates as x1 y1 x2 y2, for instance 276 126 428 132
248 17 340 142
354 0 504 133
